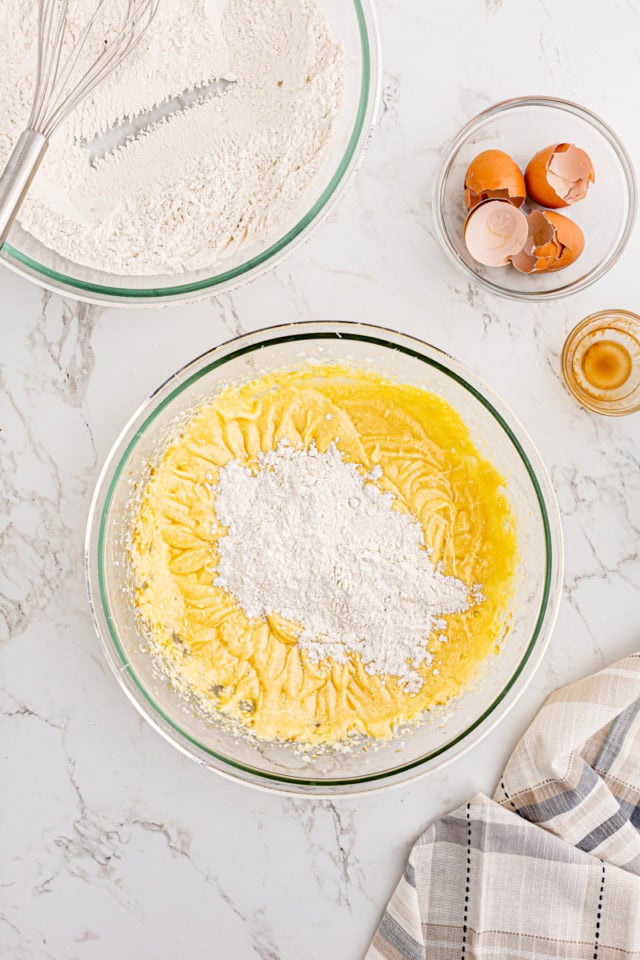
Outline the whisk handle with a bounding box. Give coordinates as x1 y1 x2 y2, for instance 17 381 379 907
0 130 48 247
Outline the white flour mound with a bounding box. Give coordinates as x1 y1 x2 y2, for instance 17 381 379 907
214 443 473 692
0 0 344 275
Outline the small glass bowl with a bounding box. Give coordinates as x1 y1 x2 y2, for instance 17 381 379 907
433 97 637 301
562 310 640 416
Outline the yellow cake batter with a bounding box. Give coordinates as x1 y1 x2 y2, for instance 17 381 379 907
131 365 517 744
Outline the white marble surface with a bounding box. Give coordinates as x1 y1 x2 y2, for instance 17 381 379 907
2 1 640 957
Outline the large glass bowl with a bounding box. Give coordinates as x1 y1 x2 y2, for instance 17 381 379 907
433 97 636 301
0 2 380 307
85 322 563 796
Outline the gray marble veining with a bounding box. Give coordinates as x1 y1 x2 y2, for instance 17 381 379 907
2 0 640 957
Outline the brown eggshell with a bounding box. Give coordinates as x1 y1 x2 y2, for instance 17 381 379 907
464 149 526 210
543 210 585 270
464 198 529 267
525 143 595 208
512 209 584 273
511 210 557 274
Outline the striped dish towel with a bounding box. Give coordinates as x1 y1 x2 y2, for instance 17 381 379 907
366 653 640 960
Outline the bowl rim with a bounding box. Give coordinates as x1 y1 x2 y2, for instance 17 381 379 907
561 308 640 416
0 0 381 307
85 320 564 796
432 95 638 302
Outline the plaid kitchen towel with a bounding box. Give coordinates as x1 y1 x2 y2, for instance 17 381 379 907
366 653 640 960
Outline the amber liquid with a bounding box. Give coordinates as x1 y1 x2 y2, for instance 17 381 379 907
562 311 640 415
581 340 632 391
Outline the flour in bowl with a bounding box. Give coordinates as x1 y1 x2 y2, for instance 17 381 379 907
214 442 475 692
0 0 344 275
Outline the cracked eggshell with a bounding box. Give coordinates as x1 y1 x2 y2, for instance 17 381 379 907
464 149 527 210
543 210 585 270
525 143 595 208
463 198 529 267
512 209 585 273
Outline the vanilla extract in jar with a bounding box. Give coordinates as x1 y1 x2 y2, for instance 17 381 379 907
562 310 640 415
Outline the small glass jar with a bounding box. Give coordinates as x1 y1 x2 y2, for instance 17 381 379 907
561 309 640 416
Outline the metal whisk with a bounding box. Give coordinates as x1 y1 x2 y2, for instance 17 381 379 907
0 0 158 245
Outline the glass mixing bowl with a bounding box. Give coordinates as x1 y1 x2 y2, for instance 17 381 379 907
0 2 380 307
433 97 636 301
86 322 563 796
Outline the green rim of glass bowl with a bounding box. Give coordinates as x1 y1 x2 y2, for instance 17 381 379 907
92 326 556 789
2 1 374 300
433 96 638 302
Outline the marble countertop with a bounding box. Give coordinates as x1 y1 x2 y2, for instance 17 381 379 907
2 1 640 957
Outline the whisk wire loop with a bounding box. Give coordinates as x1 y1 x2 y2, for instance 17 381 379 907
29 0 158 138
0 0 158 245
29 0 67 132
45 1 157 136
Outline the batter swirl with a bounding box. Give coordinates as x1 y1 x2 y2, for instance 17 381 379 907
131 365 517 744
